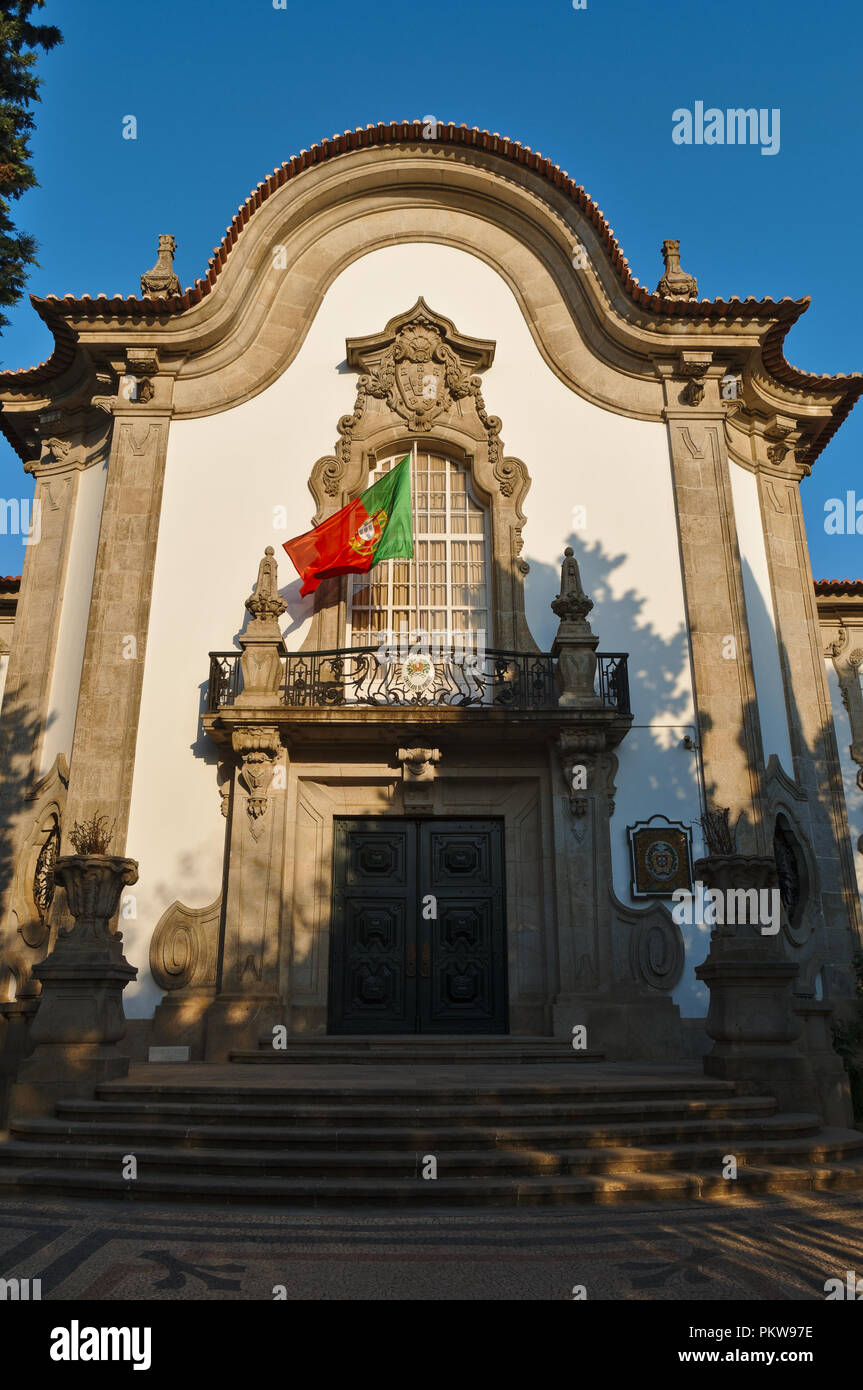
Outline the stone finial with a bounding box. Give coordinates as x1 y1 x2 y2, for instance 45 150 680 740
551 547 594 630
237 549 287 707
140 234 181 299
245 546 288 626
551 547 602 708
656 239 698 300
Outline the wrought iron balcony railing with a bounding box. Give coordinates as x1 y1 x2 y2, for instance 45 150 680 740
206 647 630 717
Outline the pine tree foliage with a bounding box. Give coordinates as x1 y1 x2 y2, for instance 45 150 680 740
0 1 61 331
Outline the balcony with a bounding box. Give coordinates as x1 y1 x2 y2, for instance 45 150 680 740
206 646 630 718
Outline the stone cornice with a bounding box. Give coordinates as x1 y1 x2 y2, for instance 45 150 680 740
0 124 857 465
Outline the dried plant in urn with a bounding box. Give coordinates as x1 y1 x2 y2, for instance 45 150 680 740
698 807 737 857
68 813 116 856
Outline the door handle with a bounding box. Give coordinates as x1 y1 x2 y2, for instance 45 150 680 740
421 942 431 978
406 942 416 978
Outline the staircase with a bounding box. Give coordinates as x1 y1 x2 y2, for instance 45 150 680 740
1 1044 862 1205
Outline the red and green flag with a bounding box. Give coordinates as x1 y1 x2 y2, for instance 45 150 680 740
284 455 413 597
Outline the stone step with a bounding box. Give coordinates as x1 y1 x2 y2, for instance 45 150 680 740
89 1075 745 1109
0 1158 862 1205
12 1109 815 1151
54 1093 778 1129
4 1126 859 1179
239 1038 604 1065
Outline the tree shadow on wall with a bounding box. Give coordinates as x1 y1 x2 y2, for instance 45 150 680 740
525 531 698 802
0 699 58 1002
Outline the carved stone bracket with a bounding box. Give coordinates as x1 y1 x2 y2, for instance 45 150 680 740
126 346 160 377
556 731 617 817
232 725 282 832
397 745 441 812
676 352 712 407
764 414 800 466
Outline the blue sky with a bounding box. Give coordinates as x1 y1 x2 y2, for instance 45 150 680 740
0 0 860 579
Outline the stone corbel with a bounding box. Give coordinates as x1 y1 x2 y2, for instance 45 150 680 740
557 731 612 817
764 414 799 466
677 352 712 407
398 745 441 812
232 726 283 832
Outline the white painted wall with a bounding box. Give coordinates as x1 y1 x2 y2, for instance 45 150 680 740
825 661 863 899
123 242 706 1016
729 463 794 775
39 461 107 778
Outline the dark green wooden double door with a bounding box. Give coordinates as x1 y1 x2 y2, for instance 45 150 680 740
328 819 508 1033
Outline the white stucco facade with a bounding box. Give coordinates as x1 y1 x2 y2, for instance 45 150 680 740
121 242 708 1016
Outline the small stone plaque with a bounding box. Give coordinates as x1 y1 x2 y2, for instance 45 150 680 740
148 1045 191 1063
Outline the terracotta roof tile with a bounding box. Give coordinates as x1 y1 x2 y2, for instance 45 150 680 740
814 578 863 596
1 120 860 459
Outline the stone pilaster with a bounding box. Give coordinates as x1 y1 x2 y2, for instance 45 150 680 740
662 378 767 853
756 469 863 965
0 420 109 972
60 365 175 867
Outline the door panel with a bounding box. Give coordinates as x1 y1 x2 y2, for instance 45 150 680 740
329 818 507 1034
420 822 507 1033
329 820 416 1033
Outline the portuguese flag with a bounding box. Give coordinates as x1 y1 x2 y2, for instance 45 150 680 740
284 455 413 597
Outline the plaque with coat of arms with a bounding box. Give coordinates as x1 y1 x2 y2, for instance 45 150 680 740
627 816 693 898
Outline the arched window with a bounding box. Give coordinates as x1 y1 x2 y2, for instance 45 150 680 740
347 450 489 648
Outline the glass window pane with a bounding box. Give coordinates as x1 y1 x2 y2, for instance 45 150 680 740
349 451 489 648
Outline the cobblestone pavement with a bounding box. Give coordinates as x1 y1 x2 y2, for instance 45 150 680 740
1 1191 862 1300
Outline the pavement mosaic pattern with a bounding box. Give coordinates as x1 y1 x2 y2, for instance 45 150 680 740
1 1191 862 1300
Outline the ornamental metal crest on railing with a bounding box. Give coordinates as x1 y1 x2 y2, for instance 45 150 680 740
207 647 630 716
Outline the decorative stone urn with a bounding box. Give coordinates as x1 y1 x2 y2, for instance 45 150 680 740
9 854 139 1119
694 852 819 1114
